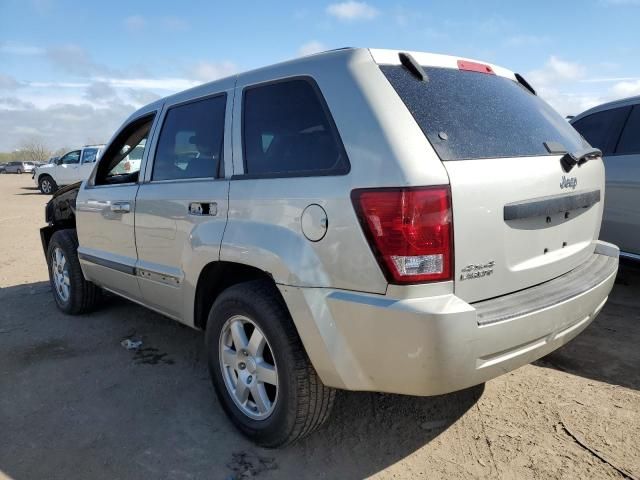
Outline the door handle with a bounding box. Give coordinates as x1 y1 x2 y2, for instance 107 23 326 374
189 202 217 216
110 202 131 213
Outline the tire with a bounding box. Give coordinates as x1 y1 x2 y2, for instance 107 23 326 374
38 175 57 194
205 280 335 447
47 229 100 314
16 169 22 174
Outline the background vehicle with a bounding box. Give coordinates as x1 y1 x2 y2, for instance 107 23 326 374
33 145 104 194
571 96 640 259
40 48 618 447
4 161 35 174
109 141 145 175
0 164 5 174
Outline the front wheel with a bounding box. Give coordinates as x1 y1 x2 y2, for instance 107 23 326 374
38 175 57 194
47 229 100 314
205 280 335 447
16 169 22 174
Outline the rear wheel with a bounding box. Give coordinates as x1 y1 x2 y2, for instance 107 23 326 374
205 280 335 447
16 168 22 174
47 229 100 314
38 175 57 194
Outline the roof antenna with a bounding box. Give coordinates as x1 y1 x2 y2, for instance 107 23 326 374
399 52 427 81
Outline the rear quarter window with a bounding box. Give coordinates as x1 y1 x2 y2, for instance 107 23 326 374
241 78 349 177
615 105 640 155
571 106 631 155
380 65 588 161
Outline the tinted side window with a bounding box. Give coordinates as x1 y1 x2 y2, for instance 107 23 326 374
81 148 99 163
615 105 640 155
242 78 348 176
153 95 226 181
60 150 81 164
572 106 630 155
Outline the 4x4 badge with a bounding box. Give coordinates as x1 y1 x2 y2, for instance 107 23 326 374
460 261 495 281
560 175 577 190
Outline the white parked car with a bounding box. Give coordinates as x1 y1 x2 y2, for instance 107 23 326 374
33 145 104 194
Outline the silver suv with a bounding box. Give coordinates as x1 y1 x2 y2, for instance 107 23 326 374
4 161 35 174
570 96 640 259
40 48 619 447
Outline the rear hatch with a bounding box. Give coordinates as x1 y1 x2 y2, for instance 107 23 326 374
376 50 604 303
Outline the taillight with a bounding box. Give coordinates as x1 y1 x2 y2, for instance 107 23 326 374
352 186 453 284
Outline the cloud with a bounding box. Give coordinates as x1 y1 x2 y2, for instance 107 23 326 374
91 76 198 91
0 41 45 56
610 79 640 97
0 100 136 150
46 44 116 76
528 56 586 87
84 81 118 103
580 76 640 83
124 15 146 31
298 41 328 57
125 89 162 105
0 97 35 110
326 1 379 21
187 61 238 82
526 56 640 116
0 73 22 90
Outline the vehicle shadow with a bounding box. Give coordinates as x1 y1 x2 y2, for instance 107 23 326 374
535 260 640 391
0 281 483 480
15 186 45 196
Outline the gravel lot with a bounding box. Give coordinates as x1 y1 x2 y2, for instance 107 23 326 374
1 173 638 480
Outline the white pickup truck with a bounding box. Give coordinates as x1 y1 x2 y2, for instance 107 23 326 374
33 145 104 194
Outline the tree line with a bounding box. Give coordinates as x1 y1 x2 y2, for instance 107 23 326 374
0 138 76 164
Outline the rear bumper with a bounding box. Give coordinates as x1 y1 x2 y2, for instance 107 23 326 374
279 241 619 396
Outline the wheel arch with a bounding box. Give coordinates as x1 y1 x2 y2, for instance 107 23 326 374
40 183 80 254
193 261 281 330
37 172 55 185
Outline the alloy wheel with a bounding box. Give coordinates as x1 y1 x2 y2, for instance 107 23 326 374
41 179 52 194
51 247 70 302
219 315 279 420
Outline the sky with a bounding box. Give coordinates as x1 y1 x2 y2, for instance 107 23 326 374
1 0 639 151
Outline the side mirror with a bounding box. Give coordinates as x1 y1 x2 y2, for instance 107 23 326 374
56 158 63 165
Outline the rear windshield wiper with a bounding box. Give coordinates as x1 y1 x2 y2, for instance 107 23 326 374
544 141 602 172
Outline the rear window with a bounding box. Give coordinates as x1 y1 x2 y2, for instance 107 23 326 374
380 65 588 161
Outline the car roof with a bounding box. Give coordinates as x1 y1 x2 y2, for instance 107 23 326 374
125 47 518 121
571 95 640 123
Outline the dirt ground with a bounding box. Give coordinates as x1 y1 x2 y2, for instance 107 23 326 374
0 173 638 480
